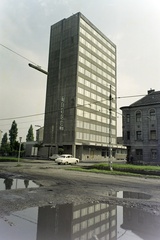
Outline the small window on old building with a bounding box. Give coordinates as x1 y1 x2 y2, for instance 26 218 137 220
136 149 143 160
136 131 142 140
127 131 130 140
149 109 156 121
126 114 130 123
151 149 157 159
150 130 156 140
136 111 141 122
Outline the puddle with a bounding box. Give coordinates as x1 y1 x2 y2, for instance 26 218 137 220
0 202 159 240
117 191 151 200
0 178 38 190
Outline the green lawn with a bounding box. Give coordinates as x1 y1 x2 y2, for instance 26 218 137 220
68 163 160 178
0 157 19 162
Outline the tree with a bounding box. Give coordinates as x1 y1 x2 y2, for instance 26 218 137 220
1 133 10 155
26 125 34 141
1 132 8 146
9 120 18 152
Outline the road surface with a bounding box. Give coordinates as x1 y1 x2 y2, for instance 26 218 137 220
0 160 160 217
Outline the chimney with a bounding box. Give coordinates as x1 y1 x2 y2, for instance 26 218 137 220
148 89 155 95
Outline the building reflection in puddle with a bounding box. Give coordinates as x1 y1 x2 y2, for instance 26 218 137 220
0 178 38 190
0 191 160 240
37 202 117 240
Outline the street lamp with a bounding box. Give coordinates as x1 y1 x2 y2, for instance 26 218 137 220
18 137 22 164
28 63 48 75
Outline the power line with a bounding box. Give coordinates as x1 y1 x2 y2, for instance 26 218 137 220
0 43 37 65
0 113 44 121
117 94 145 99
0 44 146 100
0 118 44 127
0 93 145 121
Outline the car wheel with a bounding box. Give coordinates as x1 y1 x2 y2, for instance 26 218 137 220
58 163 61 165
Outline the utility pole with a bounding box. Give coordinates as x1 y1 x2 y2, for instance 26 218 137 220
109 85 113 170
18 137 22 164
50 125 54 156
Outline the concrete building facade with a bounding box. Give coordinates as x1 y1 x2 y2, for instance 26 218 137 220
36 127 44 143
121 89 160 164
44 12 117 160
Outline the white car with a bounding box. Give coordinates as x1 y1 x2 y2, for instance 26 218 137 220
49 154 60 161
55 154 79 165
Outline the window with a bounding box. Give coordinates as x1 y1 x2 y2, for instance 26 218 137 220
149 109 156 121
136 131 142 140
150 130 156 140
127 131 130 140
136 149 143 161
151 149 157 159
136 111 141 122
77 109 83 116
126 114 130 123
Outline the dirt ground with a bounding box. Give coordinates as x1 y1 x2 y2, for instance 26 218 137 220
0 160 160 217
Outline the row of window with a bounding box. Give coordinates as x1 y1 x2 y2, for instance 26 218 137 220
76 132 116 144
79 44 115 68
80 18 115 52
77 91 116 109
79 54 115 76
79 46 116 83
73 203 110 219
78 75 116 94
135 149 157 160
79 33 115 63
126 130 157 141
77 98 116 116
126 109 156 123
74 225 115 240
76 132 109 143
77 120 116 134
78 61 115 83
77 109 116 125
77 88 109 104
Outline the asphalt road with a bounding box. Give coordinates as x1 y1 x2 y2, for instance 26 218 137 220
0 160 160 217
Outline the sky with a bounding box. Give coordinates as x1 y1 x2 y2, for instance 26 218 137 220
0 0 160 142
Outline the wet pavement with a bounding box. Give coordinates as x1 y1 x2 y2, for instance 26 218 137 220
0 178 38 190
117 191 151 200
0 202 160 240
0 161 160 240
0 177 158 240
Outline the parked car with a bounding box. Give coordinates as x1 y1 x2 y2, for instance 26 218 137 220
49 154 60 161
55 154 79 165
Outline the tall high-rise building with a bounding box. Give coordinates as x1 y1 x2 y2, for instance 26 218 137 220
44 12 117 160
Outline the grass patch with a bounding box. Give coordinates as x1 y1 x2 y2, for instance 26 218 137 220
0 157 19 162
92 163 160 171
91 163 160 176
66 163 160 178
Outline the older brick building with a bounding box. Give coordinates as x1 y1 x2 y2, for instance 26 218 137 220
121 89 160 164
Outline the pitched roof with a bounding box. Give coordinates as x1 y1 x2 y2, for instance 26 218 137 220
130 90 160 107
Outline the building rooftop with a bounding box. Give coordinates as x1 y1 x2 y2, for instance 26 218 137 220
121 89 160 109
